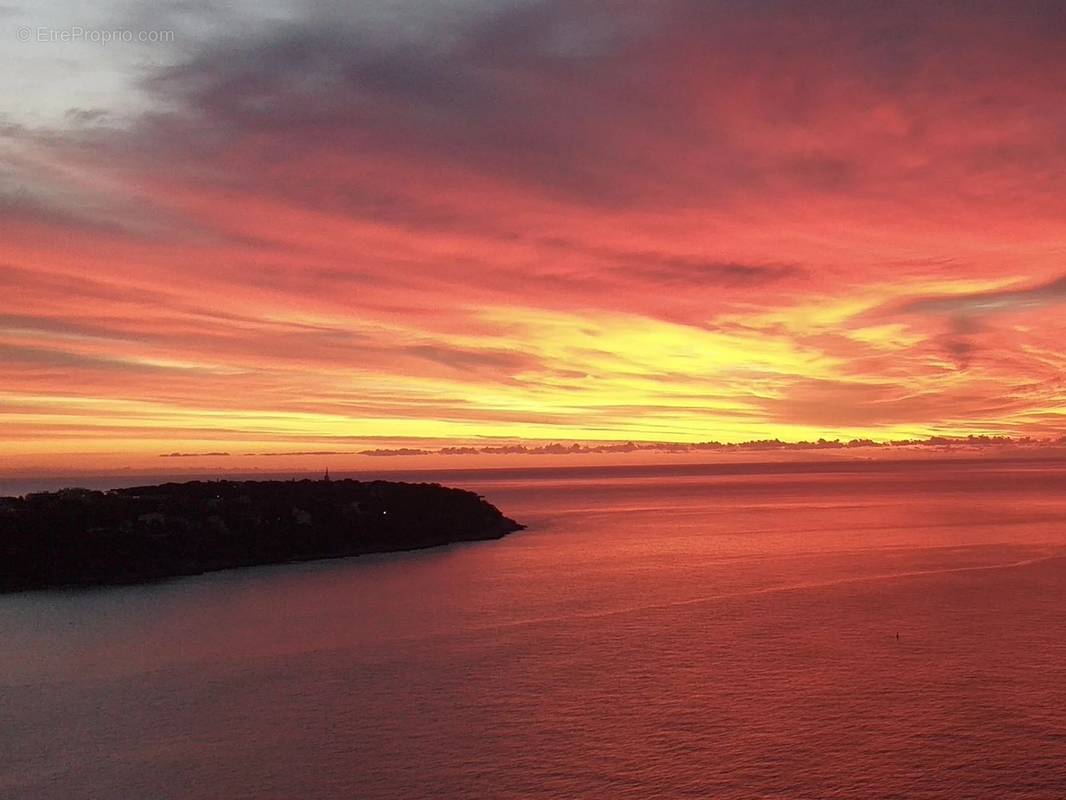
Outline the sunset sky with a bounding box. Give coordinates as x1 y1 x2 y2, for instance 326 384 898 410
3 0 1066 473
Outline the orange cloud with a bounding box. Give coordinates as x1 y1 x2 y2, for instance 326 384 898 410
2 0 1065 472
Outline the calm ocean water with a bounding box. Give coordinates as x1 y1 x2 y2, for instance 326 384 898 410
2 459 1065 799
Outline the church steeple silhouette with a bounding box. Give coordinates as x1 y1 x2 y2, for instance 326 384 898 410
324 467 330 482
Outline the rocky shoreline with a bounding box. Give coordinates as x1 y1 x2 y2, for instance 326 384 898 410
0 479 524 592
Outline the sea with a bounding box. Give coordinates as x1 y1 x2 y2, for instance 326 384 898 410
2 457 1065 799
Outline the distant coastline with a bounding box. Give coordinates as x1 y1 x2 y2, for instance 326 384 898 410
0 479 523 593
156 433 1065 460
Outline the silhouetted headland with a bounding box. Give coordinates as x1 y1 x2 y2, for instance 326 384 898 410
0 479 524 592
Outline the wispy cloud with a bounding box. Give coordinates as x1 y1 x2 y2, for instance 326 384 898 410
896 275 1066 317
2 0 1066 469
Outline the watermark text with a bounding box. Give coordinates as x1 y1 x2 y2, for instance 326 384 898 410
17 25 175 44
